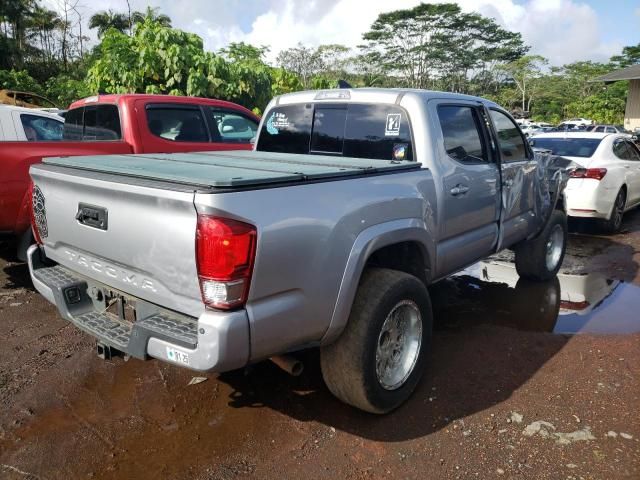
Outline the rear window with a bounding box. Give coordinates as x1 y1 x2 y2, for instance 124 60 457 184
529 138 602 158
63 105 121 141
20 114 63 141
257 103 414 161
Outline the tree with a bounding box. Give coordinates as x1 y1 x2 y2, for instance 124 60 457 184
132 6 171 28
498 55 547 112
360 2 527 92
276 43 324 88
610 43 640 68
88 9 128 38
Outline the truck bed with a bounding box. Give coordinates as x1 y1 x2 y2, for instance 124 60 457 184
43 151 419 189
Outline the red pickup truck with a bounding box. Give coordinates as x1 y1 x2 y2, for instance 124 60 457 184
1 94 260 258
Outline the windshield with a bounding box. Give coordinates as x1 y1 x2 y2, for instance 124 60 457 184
256 103 414 161
529 137 602 157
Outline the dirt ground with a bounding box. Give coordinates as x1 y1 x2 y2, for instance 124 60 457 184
1 211 639 480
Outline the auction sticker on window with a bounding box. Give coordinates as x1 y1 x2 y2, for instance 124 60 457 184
385 113 401 136
166 346 190 366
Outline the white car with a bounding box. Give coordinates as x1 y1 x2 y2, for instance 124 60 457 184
520 124 542 137
529 132 640 232
0 104 64 141
562 118 594 127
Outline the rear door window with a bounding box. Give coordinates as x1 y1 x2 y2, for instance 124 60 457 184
489 109 529 162
207 108 258 143
613 139 632 160
146 105 209 142
257 103 413 160
20 114 63 141
437 105 488 163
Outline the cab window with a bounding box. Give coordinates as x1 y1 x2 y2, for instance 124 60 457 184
207 108 258 143
146 105 208 142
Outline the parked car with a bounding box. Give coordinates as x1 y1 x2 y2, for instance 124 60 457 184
587 125 633 136
0 89 59 110
529 132 640 232
520 124 543 137
27 88 568 413
0 104 64 141
1 94 260 259
562 118 594 127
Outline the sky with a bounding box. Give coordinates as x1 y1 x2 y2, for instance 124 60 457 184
50 0 640 66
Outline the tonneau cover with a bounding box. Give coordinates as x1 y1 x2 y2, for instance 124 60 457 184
42 151 418 188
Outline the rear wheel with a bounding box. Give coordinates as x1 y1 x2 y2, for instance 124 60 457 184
515 210 567 281
601 188 625 233
320 268 432 414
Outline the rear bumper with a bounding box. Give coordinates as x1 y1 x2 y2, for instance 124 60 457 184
27 245 250 372
564 179 615 219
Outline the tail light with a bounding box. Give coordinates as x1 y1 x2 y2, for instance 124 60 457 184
196 215 257 310
28 181 43 245
569 168 607 180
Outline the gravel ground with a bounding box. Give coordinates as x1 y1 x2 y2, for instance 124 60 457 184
0 210 638 480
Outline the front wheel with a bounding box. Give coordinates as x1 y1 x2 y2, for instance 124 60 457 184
320 268 432 414
514 210 567 281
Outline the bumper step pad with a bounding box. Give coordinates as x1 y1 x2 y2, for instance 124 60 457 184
32 262 198 359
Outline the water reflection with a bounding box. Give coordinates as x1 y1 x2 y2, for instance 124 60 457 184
431 260 640 335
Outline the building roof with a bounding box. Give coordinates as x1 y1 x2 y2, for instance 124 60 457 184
592 64 640 82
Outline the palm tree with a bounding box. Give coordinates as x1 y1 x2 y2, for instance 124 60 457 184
88 9 129 38
131 6 171 27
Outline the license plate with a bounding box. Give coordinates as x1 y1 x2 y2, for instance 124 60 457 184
166 346 190 366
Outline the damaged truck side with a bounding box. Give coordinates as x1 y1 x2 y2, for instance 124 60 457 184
28 89 567 413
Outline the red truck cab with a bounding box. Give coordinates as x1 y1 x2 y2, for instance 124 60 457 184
1 94 260 257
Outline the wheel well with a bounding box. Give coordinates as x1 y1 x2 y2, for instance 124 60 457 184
364 241 429 285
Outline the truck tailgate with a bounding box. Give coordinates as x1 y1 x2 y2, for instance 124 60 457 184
30 164 203 318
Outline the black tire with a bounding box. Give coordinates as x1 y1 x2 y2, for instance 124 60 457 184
601 188 626 233
514 210 567 281
320 268 432 414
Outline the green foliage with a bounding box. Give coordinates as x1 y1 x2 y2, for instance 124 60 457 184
87 25 290 111
0 69 43 94
270 68 303 96
87 20 219 96
44 74 92 107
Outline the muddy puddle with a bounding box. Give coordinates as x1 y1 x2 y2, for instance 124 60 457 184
431 260 640 335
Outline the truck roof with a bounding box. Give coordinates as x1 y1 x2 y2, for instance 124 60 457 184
273 87 500 108
67 94 258 117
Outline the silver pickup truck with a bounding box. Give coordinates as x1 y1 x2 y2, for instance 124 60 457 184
27 88 567 413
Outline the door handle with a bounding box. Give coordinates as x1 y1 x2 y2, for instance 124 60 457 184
450 184 469 196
